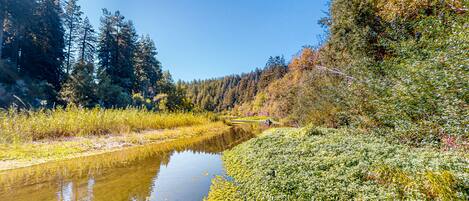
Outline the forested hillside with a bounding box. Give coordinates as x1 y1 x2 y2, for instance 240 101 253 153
0 0 190 111
205 1 468 200
184 56 287 112
190 0 468 147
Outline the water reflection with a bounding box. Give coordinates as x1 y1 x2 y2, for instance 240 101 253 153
0 125 258 201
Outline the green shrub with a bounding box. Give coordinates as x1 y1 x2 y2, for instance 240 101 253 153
214 127 469 200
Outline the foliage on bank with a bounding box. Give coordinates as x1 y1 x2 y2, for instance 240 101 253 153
207 127 469 200
0 106 210 143
197 0 469 147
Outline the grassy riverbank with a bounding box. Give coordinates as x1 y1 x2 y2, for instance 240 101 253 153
206 127 469 200
0 107 229 170
0 107 210 143
0 122 252 193
0 122 230 171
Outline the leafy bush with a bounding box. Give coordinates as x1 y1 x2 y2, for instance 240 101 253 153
212 127 468 200
368 14 469 145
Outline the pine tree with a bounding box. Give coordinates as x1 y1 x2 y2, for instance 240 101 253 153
60 62 97 107
158 70 175 94
97 72 130 108
0 0 6 59
1 0 36 67
77 17 96 64
97 9 114 78
116 19 137 94
63 0 83 75
258 56 287 89
21 0 65 90
134 35 162 98
96 9 138 107
97 10 137 93
60 14 97 107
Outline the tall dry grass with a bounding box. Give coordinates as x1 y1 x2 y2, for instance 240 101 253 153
0 106 210 143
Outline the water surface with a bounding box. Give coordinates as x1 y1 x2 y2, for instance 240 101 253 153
0 125 258 201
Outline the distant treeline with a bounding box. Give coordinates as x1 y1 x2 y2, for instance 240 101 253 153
183 56 287 112
0 0 190 111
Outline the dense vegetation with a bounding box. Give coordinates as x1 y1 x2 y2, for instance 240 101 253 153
190 0 468 147
0 0 467 199
0 121 228 163
206 127 469 200
184 56 287 112
0 107 210 143
205 0 468 200
0 0 191 111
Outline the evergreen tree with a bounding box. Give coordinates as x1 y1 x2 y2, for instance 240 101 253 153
97 72 130 108
116 19 137 94
60 13 97 107
258 56 287 89
77 17 96 64
97 9 114 79
134 35 163 97
60 62 97 107
16 0 65 93
0 0 6 58
1 0 36 66
184 67 263 112
96 9 138 107
63 0 83 75
158 70 175 94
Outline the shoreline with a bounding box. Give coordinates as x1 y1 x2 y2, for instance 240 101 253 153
0 122 231 171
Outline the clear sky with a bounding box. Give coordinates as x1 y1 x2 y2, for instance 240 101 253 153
79 0 329 81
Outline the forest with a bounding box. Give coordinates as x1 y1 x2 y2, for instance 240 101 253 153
0 0 190 111
188 0 468 147
0 0 468 200
183 56 287 112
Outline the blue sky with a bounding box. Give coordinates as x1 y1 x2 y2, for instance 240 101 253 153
79 0 329 81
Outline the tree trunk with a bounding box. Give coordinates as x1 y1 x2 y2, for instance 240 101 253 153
67 27 73 74
0 9 5 59
80 29 87 63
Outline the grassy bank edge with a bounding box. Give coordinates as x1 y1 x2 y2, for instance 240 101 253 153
205 127 469 200
0 122 230 171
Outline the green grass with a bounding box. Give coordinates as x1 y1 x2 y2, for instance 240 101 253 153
0 122 233 190
206 126 469 200
0 122 229 163
232 116 272 121
0 106 211 143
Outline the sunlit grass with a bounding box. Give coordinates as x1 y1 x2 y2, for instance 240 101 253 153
210 126 469 200
0 122 230 168
205 176 242 201
0 123 252 193
0 106 210 143
370 165 462 200
232 116 271 121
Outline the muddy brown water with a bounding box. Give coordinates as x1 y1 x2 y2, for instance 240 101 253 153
0 124 261 201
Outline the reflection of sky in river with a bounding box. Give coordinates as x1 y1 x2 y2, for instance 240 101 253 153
53 151 225 201
149 151 224 201
54 152 224 201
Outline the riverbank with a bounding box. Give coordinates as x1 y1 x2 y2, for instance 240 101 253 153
206 127 469 200
0 107 212 143
0 123 258 199
0 122 230 171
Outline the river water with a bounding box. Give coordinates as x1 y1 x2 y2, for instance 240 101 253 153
0 125 258 201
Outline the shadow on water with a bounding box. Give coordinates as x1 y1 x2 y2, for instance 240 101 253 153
0 124 260 201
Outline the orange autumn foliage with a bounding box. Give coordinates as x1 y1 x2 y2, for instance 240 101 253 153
376 0 466 21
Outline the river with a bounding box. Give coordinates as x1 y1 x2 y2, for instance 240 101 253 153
0 124 259 201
